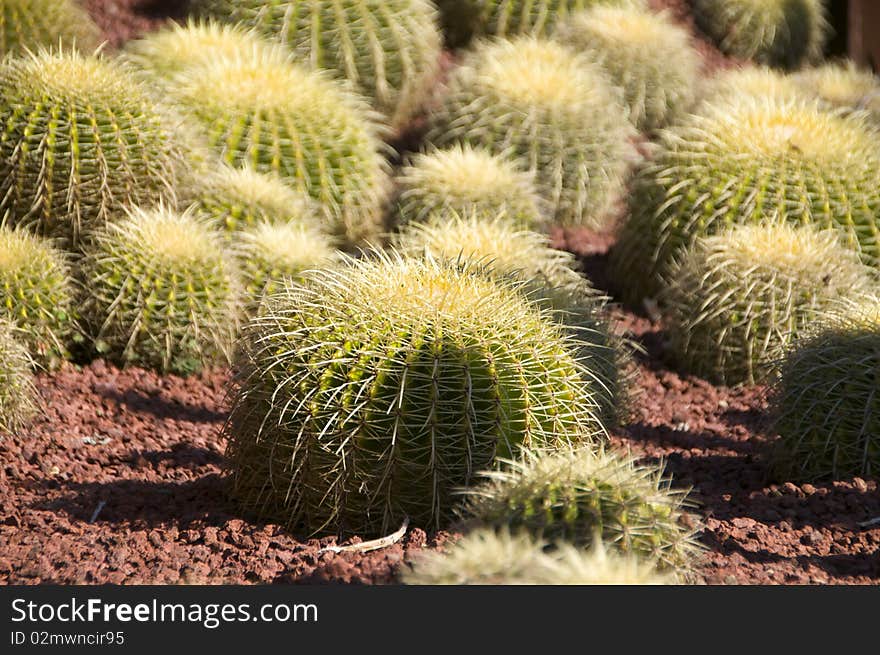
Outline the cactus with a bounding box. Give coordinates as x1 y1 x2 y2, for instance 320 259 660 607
459 446 700 572
791 61 880 112
0 49 189 247
0 318 36 433
0 0 101 56
555 6 701 132
427 37 636 229
0 227 76 369
700 66 804 106
226 252 604 536
662 224 875 386
79 205 240 375
393 145 547 230
190 0 442 131
401 528 672 584
610 96 880 305
771 299 880 481
691 0 827 70
162 49 390 247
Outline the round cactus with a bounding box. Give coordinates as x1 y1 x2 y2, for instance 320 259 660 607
0 227 76 369
0 0 101 56
699 66 804 106
555 6 701 132
791 61 880 112
226 253 604 536
771 300 880 481
401 528 671 584
427 37 636 229
691 0 827 70
662 224 875 386
79 205 240 375
162 49 390 246
0 318 36 433
610 96 880 305
459 446 700 572
191 0 443 131
0 49 190 247
393 145 547 230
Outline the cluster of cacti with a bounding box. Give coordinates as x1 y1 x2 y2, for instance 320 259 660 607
791 61 880 112
225 253 603 536
79 205 240 375
0 0 101 56
662 224 875 386
771 300 880 481
0 317 36 433
190 0 443 131
0 228 76 369
393 146 546 229
401 528 671 584
555 6 701 132
428 37 635 228
458 446 700 572
610 96 880 305
159 48 389 246
0 49 190 247
691 0 828 70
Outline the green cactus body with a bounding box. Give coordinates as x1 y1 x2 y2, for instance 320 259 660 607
459 446 700 572
401 528 672 584
0 0 101 55
0 318 36 433
427 37 635 229
0 50 189 247
80 205 240 375
791 61 880 112
772 301 880 480
191 0 442 131
227 253 603 535
610 97 880 305
555 7 701 132
691 0 827 70
663 224 875 386
164 50 389 246
393 145 547 230
0 227 76 369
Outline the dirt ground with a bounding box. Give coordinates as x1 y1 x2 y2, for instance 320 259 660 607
0 0 876 585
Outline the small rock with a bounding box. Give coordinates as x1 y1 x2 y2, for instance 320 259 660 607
853 478 868 493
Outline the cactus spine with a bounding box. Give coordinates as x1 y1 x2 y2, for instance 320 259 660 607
791 61 880 112
0 0 101 56
0 317 36 433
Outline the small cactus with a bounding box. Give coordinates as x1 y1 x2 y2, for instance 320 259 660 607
0 0 101 55
0 227 76 369
0 49 189 246
427 36 636 228
791 61 880 112
459 446 700 572
393 145 547 230
226 253 604 536
555 6 701 132
401 528 672 584
691 0 827 70
610 96 880 305
162 49 390 246
79 205 240 375
771 300 880 481
662 224 875 386
191 0 443 131
0 318 37 433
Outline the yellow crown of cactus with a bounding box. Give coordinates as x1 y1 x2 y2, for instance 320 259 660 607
791 60 880 112
0 0 101 55
700 66 805 107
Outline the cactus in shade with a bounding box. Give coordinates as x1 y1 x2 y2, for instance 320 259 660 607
691 0 827 70
0 228 77 369
401 528 672 585
459 446 700 572
427 37 636 229
79 205 240 375
162 50 389 246
0 318 36 433
0 50 189 247
393 145 547 230
191 0 443 131
662 224 875 386
771 300 880 481
0 0 101 55
555 7 701 132
610 97 880 306
226 253 603 536
791 61 880 112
